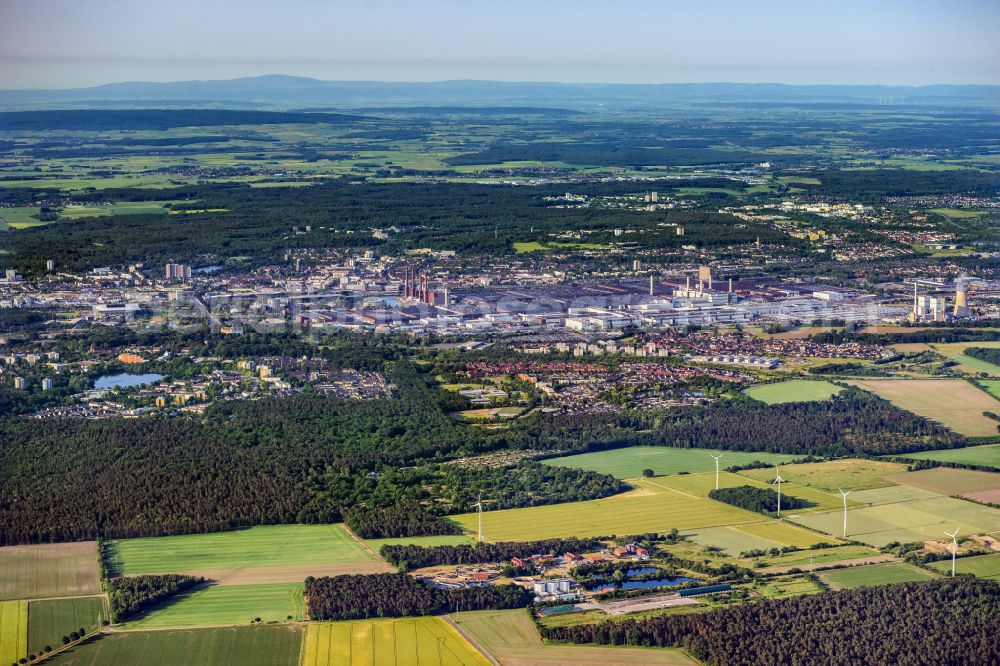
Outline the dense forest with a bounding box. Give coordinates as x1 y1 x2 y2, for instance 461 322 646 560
345 502 462 539
305 573 532 620
380 538 603 570
708 485 808 514
107 574 204 622
541 578 1000 666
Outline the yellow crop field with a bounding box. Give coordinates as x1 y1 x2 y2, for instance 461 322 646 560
301 617 490 666
451 478 762 542
0 600 28 666
846 379 1000 436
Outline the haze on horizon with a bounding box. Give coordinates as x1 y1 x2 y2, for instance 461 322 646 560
1 0 998 90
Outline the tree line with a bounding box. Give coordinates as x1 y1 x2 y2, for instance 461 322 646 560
708 485 808 514
304 573 532 620
380 537 603 570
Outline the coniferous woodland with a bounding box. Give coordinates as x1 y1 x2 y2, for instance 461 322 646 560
540 578 1000 666
107 574 204 622
380 538 603 570
708 485 808 514
345 502 462 539
305 573 532 620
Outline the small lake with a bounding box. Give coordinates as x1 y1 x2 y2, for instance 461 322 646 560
94 373 164 389
588 576 699 593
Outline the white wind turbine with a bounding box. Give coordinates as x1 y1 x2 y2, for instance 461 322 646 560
772 470 786 517
945 529 960 576
475 491 485 543
838 489 852 538
710 454 725 490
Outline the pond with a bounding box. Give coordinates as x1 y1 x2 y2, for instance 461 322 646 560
94 373 164 389
587 576 700 593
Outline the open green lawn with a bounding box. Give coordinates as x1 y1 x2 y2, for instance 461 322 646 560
819 562 939 590
978 380 1000 400
28 596 105 656
745 379 844 404
107 524 376 577
543 447 800 480
928 553 1000 580
123 582 305 629
789 496 1000 547
451 478 763 542
452 609 696 665
303 617 492 666
0 542 101 601
737 459 905 493
894 444 1000 470
47 625 302 666
0 600 28 666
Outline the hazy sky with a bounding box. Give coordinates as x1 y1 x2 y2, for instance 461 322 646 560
1 0 998 89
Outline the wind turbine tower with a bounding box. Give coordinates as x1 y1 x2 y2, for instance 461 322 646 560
475 491 484 543
945 529 960 576
838 489 852 538
772 471 786 517
710 454 725 490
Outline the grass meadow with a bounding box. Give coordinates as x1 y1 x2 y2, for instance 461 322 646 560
744 379 844 405
659 470 846 512
928 553 1000 580
819 562 939 590
736 459 904 493
542 447 800 480
47 625 302 666
452 609 696 665
0 542 101 601
302 617 491 666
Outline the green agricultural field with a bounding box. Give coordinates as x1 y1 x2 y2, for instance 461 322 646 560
123 582 304 629
0 542 101 601
929 208 986 219
661 470 845 512
978 380 1000 400
46 625 302 666
847 378 1000 436
928 553 1000 580
819 562 939 590
543 447 800 480
27 596 105 656
107 524 383 583
452 609 696 665
745 379 844 405
737 459 905 493
848 484 941 506
789 496 1000 547
895 444 1000 470
0 600 28 666
451 478 763 542
302 617 491 666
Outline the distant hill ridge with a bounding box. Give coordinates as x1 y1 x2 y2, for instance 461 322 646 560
2 75 998 111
